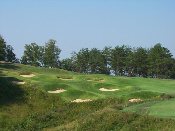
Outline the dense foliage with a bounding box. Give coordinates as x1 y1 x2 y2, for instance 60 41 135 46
61 44 175 79
0 35 16 62
21 39 61 68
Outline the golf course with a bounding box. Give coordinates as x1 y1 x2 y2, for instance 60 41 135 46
1 61 175 130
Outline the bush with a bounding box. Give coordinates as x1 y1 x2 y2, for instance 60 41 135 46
160 93 173 100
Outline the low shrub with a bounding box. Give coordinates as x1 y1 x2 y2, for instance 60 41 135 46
160 93 173 100
128 91 160 99
20 70 32 75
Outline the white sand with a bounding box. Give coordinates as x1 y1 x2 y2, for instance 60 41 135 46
71 99 92 103
20 74 36 77
47 89 66 93
129 98 141 102
99 88 119 91
87 80 94 81
12 81 25 84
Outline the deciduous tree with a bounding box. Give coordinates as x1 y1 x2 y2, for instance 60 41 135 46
43 39 61 68
21 43 43 66
0 35 6 61
5 45 16 62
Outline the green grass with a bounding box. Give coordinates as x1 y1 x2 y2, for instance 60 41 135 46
123 98 175 119
1 62 175 130
56 75 73 79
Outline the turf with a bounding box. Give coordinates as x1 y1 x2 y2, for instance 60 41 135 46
1 62 175 103
1 62 175 130
1 62 175 101
123 98 175 119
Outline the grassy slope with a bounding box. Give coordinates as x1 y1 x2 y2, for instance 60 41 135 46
1 62 175 101
1 62 175 130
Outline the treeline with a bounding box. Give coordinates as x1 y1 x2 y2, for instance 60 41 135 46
0 34 175 79
61 44 175 79
0 35 18 62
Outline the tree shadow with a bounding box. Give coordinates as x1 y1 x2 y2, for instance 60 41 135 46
0 62 20 70
0 75 26 106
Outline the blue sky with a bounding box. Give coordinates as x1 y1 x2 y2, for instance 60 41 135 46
1 0 175 59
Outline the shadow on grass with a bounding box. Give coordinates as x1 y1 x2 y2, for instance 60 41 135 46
0 63 25 106
0 62 20 70
0 76 26 106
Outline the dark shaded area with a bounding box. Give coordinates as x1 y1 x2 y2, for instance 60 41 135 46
0 63 25 106
0 77 26 106
0 62 20 70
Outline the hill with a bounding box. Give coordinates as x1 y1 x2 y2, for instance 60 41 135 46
1 61 175 130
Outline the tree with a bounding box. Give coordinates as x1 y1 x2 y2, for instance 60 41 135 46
101 46 112 75
21 43 44 66
43 39 61 68
21 55 28 65
135 47 149 77
89 48 104 74
70 51 77 72
111 45 131 76
148 43 173 78
5 45 16 62
0 35 6 61
60 58 73 71
170 58 175 79
126 47 148 77
76 48 89 73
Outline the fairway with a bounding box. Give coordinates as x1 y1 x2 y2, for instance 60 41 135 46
123 98 175 119
1 62 175 102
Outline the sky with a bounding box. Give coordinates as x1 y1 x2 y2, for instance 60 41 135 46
0 0 175 60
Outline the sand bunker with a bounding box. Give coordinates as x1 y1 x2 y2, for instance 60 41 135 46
47 89 66 93
87 80 95 81
12 81 25 84
71 99 92 103
129 98 141 102
0 61 12 63
99 88 119 91
0 61 6 63
20 74 36 77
